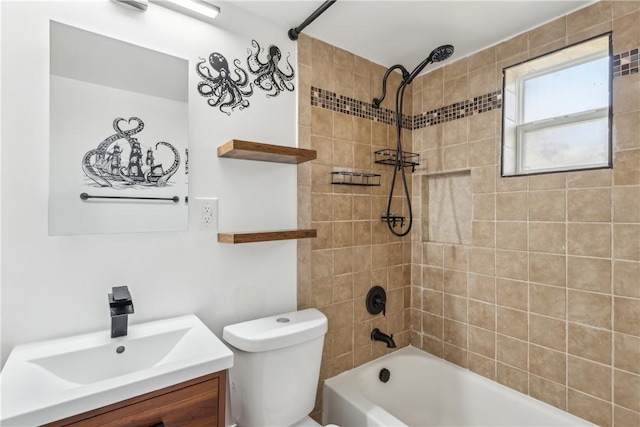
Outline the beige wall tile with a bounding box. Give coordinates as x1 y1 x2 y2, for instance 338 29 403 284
444 75 469 105
529 190 566 222
422 289 443 315
469 47 496 71
497 33 528 61
444 245 468 271
529 17 566 49
496 221 527 251
530 374 567 411
530 283 566 319
530 314 566 352
613 0 640 19
530 344 566 384
568 389 612 427
567 169 612 189
311 107 333 137
443 143 468 170
613 224 640 261
568 223 611 258
568 356 612 401
614 333 640 375
444 318 467 348
615 405 640 427
497 334 528 370
496 249 528 280
472 220 496 248
529 253 566 287
468 352 496 380
469 247 496 276
469 65 498 98
444 57 469 81
614 150 640 186
613 186 640 223
497 363 530 395
613 111 640 151
469 300 496 331
497 306 528 340
469 326 496 358
469 110 496 141
444 269 468 296
613 74 640 115
472 166 496 194
444 343 468 368
566 1 612 34
496 192 528 220
530 222 566 254
614 261 640 298
614 370 640 412
568 188 612 222
473 193 496 220
496 278 528 311
612 10 640 52
568 289 612 329
614 297 640 336
567 256 611 293
469 138 496 167
468 273 496 303
444 294 467 322
443 118 469 146
568 323 612 364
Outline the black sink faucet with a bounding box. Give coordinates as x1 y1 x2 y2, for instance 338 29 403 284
371 328 396 348
109 286 134 338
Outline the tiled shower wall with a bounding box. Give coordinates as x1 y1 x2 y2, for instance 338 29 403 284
296 35 414 419
410 2 639 427
298 1 639 425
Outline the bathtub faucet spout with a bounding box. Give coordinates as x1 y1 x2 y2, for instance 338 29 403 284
371 328 396 348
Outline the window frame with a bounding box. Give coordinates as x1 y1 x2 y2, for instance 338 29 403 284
501 32 613 178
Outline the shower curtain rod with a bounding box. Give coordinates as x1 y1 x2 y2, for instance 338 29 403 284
288 0 337 41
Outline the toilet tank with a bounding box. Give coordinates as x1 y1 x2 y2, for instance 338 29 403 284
223 309 328 427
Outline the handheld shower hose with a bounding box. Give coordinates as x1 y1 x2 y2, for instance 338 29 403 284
373 45 454 237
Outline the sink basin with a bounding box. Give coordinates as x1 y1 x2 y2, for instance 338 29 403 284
1 314 233 426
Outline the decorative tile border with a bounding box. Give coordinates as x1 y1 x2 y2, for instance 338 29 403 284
613 48 639 78
310 47 637 129
310 86 501 131
412 91 502 130
310 86 411 128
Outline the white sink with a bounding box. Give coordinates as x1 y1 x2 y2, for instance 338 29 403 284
1 314 233 426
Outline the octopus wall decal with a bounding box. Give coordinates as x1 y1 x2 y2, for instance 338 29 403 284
196 40 296 115
246 39 295 98
196 52 253 116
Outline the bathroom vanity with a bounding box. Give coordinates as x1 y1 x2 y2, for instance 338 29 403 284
0 315 233 426
44 371 225 427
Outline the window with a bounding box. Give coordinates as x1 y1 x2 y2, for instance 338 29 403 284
501 33 612 176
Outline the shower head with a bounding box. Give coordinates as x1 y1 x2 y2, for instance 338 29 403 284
428 45 455 63
404 44 455 85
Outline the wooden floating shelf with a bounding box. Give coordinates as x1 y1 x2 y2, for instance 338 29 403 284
218 140 316 164
218 229 317 244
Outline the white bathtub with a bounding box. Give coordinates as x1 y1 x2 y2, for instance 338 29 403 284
323 346 594 427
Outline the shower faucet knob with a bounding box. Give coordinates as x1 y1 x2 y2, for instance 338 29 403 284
366 286 387 316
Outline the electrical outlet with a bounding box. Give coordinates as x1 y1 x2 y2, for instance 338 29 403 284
195 197 218 229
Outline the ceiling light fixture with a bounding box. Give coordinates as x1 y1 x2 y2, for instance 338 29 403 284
150 0 220 24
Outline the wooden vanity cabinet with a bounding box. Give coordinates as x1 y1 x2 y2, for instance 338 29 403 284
44 371 225 427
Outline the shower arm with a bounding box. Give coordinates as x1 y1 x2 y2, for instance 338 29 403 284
372 64 410 109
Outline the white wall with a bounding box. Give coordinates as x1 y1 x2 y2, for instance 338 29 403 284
1 0 299 366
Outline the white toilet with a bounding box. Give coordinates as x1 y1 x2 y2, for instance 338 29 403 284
222 308 339 427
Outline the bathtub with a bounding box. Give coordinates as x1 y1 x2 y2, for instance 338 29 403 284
323 346 594 427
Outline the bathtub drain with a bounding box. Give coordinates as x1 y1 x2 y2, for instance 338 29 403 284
379 368 390 383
